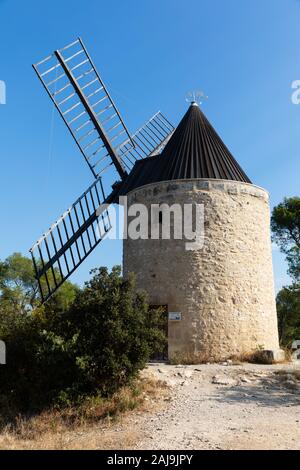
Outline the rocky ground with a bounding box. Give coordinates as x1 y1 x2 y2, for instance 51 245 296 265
131 362 300 450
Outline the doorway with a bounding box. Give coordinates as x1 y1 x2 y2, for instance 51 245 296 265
149 304 168 361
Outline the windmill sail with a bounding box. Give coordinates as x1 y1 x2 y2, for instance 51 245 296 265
118 111 175 172
30 177 111 302
33 38 133 180
31 38 175 302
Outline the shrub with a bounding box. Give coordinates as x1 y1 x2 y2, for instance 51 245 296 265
0 266 166 413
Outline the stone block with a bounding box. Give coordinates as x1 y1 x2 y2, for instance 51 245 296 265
258 349 286 364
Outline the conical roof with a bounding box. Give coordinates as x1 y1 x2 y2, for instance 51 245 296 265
120 103 251 195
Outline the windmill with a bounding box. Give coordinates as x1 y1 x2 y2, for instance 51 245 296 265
29 37 175 303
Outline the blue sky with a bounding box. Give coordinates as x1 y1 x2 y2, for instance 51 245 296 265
0 0 299 291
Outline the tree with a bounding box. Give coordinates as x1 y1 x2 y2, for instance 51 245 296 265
276 284 300 345
0 252 38 312
0 253 79 411
271 197 300 281
0 252 78 314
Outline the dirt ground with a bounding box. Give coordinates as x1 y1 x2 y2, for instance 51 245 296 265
1 362 299 450
132 362 300 450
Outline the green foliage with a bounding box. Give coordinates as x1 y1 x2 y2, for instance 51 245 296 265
271 197 300 345
285 247 300 283
0 264 166 413
0 308 77 413
52 266 166 398
271 197 300 281
276 284 300 346
0 252 78 315
0 252 38 312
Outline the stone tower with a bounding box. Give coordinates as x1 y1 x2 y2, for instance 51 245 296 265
122 103 279 362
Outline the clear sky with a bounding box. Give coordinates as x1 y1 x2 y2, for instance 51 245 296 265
0 0 299 291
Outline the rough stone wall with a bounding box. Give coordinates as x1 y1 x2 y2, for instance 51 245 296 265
123 179 279 361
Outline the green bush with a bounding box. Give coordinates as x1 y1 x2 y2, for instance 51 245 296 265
276 283 300 346
0 266 166 413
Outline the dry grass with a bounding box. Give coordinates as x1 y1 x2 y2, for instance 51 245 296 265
280 346 292 362
294 370 300 381
168 348 288 365
0 377 168 450
168 351 213 365
274 369 300 381
229 351 267 364
229 349 288 365
272 368 300 392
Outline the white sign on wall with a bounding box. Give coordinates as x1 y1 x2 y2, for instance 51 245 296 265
169 312 182 321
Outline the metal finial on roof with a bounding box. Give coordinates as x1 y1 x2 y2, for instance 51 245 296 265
185 90 208 106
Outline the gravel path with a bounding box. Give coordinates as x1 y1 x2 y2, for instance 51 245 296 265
132 362 300 450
